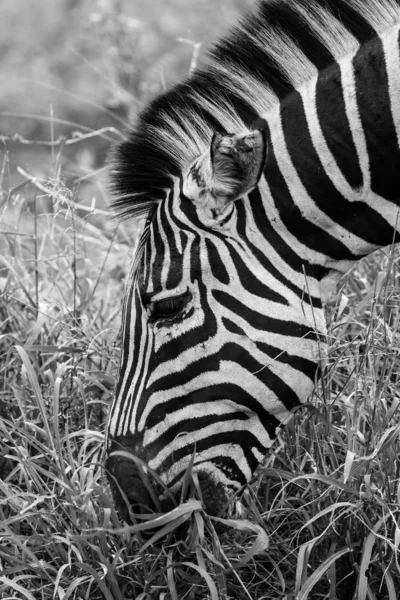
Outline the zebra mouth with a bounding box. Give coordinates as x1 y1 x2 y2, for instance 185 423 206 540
105 439 236 522
120 479 154 520
196 471 232 515
105 452 158 521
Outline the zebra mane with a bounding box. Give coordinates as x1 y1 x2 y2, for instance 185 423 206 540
110 0 400 220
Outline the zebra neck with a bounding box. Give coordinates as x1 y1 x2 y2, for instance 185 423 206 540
258 26 400 281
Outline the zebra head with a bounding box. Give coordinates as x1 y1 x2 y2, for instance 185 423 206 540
106 0 400 519
106 128 324 518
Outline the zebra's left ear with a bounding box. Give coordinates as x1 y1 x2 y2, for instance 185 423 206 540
183 129 266 220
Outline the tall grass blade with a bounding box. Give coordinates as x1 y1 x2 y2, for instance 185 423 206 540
296 548 351 600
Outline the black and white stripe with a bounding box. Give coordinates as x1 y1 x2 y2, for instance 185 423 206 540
106 0 400 514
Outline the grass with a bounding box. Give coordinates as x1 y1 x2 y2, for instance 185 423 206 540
1 132 400 599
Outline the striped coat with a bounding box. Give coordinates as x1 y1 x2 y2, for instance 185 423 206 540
106 0 400 518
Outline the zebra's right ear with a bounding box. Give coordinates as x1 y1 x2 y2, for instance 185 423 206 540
183 129 266 221
210 130 266 204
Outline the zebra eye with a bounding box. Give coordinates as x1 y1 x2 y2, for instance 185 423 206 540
149 290 192 322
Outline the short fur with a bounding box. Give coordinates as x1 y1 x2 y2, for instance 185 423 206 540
109 0 400 219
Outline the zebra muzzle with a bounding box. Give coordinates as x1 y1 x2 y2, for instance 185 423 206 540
105 453 156 521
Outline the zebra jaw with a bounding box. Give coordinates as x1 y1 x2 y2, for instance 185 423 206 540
182 129 266 223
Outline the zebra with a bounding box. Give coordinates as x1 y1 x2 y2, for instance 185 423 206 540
106 0 400 519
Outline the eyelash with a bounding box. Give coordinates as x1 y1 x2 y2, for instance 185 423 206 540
149 290 192 322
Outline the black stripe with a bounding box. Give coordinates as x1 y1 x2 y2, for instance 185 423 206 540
141 243 151 292
316 61 364 189
160 193 184 290
354 35 400 206
179 230 189 257
205 238 230 284
150 210 164 291
222 317 247 337
136 215 154 292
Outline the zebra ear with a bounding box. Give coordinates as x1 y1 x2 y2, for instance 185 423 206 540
210 129 266 203
183 129 266 220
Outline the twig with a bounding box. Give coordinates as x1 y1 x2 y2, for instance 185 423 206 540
16 167 110 217
0 127 125 148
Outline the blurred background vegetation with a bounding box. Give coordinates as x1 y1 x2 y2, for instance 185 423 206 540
1 0 254 212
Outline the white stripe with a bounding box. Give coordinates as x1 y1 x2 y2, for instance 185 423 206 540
126 325 154 436
382 25 400 147
157 208 171 289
